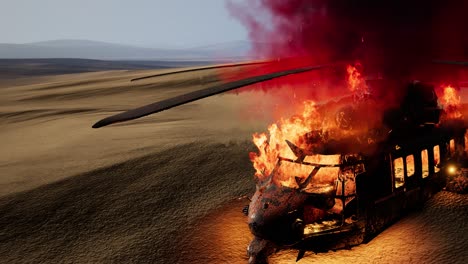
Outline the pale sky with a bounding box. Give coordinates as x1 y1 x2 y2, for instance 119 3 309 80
0 0 248 48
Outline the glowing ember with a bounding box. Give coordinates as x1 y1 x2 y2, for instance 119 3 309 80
441 85 462 119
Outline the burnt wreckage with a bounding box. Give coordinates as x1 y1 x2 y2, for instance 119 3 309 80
245 80 467 263
92 62 467 264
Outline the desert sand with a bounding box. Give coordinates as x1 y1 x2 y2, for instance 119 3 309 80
0 65 467 263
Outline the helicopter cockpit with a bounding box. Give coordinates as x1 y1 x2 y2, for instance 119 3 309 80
267 153 366 237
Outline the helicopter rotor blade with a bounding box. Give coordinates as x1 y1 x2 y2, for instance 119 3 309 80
92 64 331 128
131 61 272 82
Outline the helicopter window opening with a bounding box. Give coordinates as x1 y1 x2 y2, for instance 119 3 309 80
282 147 298 161
433 145 440 173
332 162 364 215
449 139 455 154
421 149 429 178
303 154 341 165
273 156 341 192
336 167 357 196
353 163 366 175
274 161 311 188
393 157 404 188
303 167 340 194
406 155 415 177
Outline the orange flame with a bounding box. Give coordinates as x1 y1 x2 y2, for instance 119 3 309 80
250 64 365 181
250 100 323 179
441 85 462 119
346 64 368 100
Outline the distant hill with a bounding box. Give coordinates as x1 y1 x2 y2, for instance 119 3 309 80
0 39 254 60
0 58 218 78
188 40 251 57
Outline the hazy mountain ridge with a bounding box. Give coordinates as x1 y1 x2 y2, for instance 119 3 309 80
0 39 254 60
0 58 217 78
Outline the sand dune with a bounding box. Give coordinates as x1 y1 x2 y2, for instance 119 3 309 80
0 66 268 196
0 66 467 263
0 141 256 263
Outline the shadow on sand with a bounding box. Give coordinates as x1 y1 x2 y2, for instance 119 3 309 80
0 141 255 263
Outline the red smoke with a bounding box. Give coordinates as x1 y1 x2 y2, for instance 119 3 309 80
227 0 467 77
221 0 468 120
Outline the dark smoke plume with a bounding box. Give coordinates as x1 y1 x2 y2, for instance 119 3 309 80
227 0 467 80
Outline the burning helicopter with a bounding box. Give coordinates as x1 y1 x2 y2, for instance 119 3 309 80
92 60 467 264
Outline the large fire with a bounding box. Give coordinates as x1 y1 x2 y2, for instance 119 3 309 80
250 64 366 181
248 64 465 185
249 100 323 179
